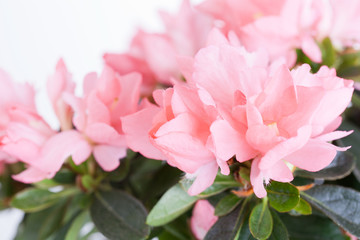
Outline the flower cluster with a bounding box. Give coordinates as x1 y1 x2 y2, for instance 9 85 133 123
0 0 359 239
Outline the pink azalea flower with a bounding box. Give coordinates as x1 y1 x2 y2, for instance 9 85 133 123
0 69 37 165
122 83 229 195
190 200 218 240
104 0 213 95
197 0 285 34
47 59 75 131
191 40 353 198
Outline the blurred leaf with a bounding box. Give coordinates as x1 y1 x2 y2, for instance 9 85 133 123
162 215 195 240
68 157 88 175
320 37 336 67
108 157 130 182
280 213 346 240
249 201 273 240
339 121 360 182
14 200 68 240
293 198 312 215
65 210 89 240
205 198 251 240
53 169 76 184
11 188 78 212
147 184 198 226
266 181 300 212
214 193 243 217
90 189 149 240
302 185 360 238
181 173 241 198
294 151 355 180
268 209 289 240
81 175 95 191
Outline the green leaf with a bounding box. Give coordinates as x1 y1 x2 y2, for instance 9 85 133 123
320 37 336 67
205 198 251 240
14 200 68 240
147 184 198 226
268 210 289 240
294 151 355 180
11 188 78 212
249 200 273 240
90 190 149 240
65 210 89 240
81 175 95 190
338 121 360 182
293 198 312 215
181 173 241 198
266 181 300 212
302 185 360 238
280 213 346 240
214 193 243 217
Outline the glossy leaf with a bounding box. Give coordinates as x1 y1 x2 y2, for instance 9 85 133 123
268 210 289 240
293 198 312 215
266 181 300 212
302 185 360 237
339 121 360 182
294 152 355 180
249 201 273 240
214 194 243 217
11 188 78 212
90 190 149 240
205 198 251 240
147 184 198 226
181 173 241 198
65 211 89 240
280 213 346 240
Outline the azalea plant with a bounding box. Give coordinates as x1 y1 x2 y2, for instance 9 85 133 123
1 0 360 239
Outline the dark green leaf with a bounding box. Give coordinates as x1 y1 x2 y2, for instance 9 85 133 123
181 173 241 198
294 152 355 180
14 200 68 240
205 198 251 240
266 181 300 212
302 185 360 237
90 190 149 240
293 198 312 215
338 121 360 182
108 157 130 182
214 193 243 217
147 184 198 226
11 188 78 212
280 213 346 240
249 201 273 240
268 210 289 240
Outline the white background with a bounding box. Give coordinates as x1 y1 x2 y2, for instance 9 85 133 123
0 0 201 239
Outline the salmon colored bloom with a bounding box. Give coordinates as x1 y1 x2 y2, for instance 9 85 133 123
190 200 218 239
104 0 213 95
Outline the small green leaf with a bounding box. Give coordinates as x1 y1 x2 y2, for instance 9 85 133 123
90 190 149 240
147 184 198 226
181 173 241 198
302 185 360 238
266 181 300 212
293 198 312 215
268 210 289 240
214 193 243 217
81 175 95 190
320 37 336 67
294 151 355 180
11 188 78 212
249 200 273 240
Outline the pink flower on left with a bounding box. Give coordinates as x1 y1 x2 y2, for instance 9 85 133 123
1 60 141 183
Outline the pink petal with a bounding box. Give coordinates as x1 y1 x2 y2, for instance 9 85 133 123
190 200 218 240
301 36 322 63
286 140 338 172
93 145 126 171
250 157 267 198
211 119 257 162
12 167 55 183
121 103 166 160
85 123 124 146
188 161 218 196
259 125 312 170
